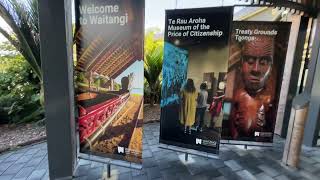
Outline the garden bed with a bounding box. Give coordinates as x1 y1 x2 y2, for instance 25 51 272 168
143 104 160 123
0 123 46 153
0 105 161 153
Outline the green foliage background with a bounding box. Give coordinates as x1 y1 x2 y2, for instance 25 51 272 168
144 28 164 105
0 42 43 124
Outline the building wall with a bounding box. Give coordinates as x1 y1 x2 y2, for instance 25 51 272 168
186 45 229 91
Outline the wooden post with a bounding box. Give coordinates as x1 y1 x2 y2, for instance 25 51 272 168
282 93 309 167
275 15 302 136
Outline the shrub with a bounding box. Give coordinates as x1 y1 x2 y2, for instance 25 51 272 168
0 42 43 124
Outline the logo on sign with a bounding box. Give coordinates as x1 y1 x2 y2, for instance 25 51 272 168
117 146 125 154
196 138 202 145
254 132 260 137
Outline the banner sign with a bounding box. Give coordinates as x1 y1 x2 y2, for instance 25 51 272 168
160 7 233 154
222 21 291 144
75 0 144 164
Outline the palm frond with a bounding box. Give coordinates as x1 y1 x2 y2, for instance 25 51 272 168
0 0 41 80
144 30 164 94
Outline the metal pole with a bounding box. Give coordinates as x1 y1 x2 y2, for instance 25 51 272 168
107 164 111 178
185 153 189 161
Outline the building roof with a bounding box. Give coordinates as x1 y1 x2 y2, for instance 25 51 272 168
237 0 320 17
75 27 143 79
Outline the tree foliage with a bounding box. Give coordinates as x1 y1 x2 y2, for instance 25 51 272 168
0 0 41 81
0 41 43 124
144 28 164 106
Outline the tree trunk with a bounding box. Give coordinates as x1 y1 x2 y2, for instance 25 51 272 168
150 93 155 107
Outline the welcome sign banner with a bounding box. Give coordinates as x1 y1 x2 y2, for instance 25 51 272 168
75 0 144 164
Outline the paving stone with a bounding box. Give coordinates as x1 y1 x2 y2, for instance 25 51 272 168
152 178 163 180
153 150 175 161
201 169 222 178
2 163 25 175
146 166 161 179
239 162 263 175
24 149 39 156
236 170 256 180
156 159 174 170
1 123 320 180
149 145 161 153
3 153 24 163
0 174 14 180
212 176 228 180
1 160 15 171
210 159 226 169
0 153 14 161
160 163 189 179
185 163 206 175
14 167 34 179
110 166 131 175
132 174 148 180
218 167 241 180
74 165 91 177
87 166 104 180
27 169 46 180
298 170 320 180
78 159 92 166
160 171 179 180
224 160 243 171
131 169 146 177
258 164 281 177
32 150 47 159
118 172 132 180
142 157 157 168
74 176 87 180
14 155 34 164
255 172 274 180
24 157 43 168
300 162 320 173
90 161 104 169
300 156 317 164
40 172 48 180
147 139 159 146
35 158 48 170
274 174 291 180
142 150 153 158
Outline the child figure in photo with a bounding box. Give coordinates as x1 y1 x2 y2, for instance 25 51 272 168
209 90 224 130
180 79 198 135
195 83 208 132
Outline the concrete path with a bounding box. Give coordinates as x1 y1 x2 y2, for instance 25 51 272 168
1 122 320 180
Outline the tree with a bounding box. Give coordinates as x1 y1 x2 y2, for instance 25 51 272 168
0 41 43 124
144 28 163 106
0 0 41 81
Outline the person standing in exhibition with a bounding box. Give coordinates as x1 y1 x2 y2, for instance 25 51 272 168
195 83 208 132
180 79 198 134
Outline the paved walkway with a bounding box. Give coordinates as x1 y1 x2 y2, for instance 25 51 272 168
1 122 320 180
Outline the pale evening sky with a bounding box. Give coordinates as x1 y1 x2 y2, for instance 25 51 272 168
0 0 248 42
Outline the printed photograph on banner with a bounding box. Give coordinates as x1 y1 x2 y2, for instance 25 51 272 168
160 7 233 154
221 21 291 143
74 0 144 163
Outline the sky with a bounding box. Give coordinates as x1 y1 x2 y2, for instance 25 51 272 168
0 18 10 42
0 0 249 43
145 0 245 30
114 60 144 94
